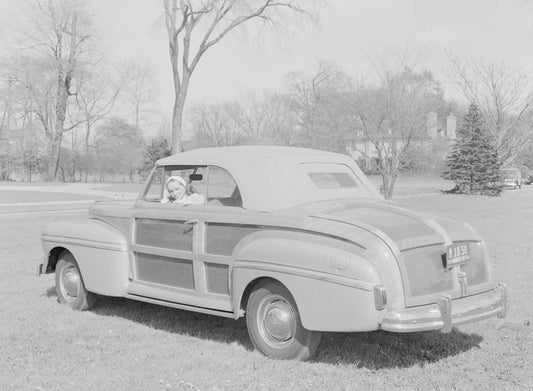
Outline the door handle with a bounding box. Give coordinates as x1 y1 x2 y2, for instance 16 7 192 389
183 219 198 234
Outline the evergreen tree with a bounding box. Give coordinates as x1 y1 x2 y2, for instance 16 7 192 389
443 103 502 195
139 137 172 176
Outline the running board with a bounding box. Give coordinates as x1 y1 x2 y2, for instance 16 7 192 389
125 293 237 319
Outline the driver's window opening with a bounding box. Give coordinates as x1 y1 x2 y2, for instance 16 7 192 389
143 166 206 204
162 166 206 205
143 165 241 207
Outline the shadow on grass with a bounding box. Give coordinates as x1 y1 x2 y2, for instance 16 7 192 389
313 329 483 368
87 294 482 368
45 286 56 297
91 295 253 350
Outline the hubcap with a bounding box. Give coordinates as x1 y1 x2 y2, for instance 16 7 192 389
60 265 80 301
258 295 297 348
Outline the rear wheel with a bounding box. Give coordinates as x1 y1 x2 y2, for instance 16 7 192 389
55 251 96 311
246 280 321 360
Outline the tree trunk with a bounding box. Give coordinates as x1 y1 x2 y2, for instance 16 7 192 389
50 12 78 181
47 135 62 181
84 122 91 182
135 105 139 135
170 74 190 153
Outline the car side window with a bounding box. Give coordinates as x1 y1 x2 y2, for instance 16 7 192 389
206 166 242 207
142 166 207 203
163 166 207 199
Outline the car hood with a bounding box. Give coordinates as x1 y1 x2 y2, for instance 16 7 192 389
303 200 482 252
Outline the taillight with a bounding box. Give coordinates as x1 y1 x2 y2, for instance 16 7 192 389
373 285 387 310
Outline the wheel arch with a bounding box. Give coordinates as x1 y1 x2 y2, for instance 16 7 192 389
45 246 70 273
238 276 286 317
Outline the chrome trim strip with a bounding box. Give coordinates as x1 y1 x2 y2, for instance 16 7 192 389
310 214 401 257
125 293 235 319
41 234 127 252
233 260 374 291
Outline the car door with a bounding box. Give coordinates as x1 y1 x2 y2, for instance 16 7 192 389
127 166 231 312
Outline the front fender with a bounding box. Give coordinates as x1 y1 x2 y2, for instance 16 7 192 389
231 230 384 332
41 219 130 296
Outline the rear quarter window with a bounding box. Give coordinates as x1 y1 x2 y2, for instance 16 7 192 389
308 172 358 189
302 163 361 190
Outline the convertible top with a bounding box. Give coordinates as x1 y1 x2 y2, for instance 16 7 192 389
156 146 341 166
156 146 381 211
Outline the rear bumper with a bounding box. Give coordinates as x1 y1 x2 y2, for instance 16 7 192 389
381 282 508 333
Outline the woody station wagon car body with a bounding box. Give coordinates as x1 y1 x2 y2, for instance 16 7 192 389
40 146 508 360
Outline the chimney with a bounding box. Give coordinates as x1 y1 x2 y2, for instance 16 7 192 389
426 112 437 138
447 113 456 139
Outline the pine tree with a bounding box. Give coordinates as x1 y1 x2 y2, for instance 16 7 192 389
139 137 172 176
443 103 502 195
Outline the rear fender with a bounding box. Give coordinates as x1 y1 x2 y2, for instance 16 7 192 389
231 230 383 332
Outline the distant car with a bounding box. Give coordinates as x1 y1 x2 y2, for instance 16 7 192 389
502 168 522 189
39 146 508 360
518 166 530 185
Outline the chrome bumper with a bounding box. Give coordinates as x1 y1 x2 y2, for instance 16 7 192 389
381 282 508 333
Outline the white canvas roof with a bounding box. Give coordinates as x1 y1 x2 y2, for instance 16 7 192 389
156 146 381 211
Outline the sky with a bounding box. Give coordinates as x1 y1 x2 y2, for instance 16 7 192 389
1 0 533 115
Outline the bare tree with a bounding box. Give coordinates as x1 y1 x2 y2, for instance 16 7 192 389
163 0 315 153
94 117 145 182
350 67 445 199
287 61 353 152
251 92 296 145
12 0 95 180
190 101 242 146
121 61 158 135
448 55 533 166
0 78 15 139
73 64 123 180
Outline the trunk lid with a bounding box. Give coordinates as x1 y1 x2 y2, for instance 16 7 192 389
309 201 491 307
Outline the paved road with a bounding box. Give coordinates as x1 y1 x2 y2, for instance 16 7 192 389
0 183 137 217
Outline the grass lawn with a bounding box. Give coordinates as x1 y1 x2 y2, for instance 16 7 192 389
0 187 531 390
368 174 456 196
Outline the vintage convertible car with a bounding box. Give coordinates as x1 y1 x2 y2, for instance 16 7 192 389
39 146 508 360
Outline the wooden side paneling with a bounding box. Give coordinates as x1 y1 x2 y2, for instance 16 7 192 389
136 218 193 252
205 223 261 256
205 263 229 295
135 252 194 289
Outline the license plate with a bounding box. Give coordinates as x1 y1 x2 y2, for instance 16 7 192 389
445 242 470 268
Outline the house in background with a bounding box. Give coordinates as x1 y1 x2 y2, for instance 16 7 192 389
347 112 457 173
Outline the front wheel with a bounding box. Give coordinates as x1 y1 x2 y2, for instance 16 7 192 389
55 251 96 311
246 280 321 360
